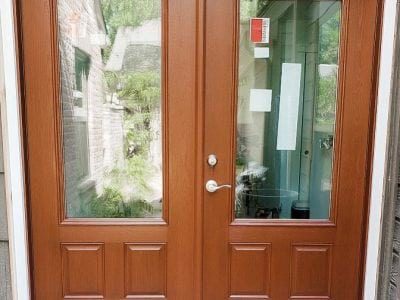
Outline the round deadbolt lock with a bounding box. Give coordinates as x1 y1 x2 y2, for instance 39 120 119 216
207 154 218 167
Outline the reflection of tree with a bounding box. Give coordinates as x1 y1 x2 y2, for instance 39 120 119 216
240 0 270 20
240 0 257 21
114 72 160 158
316 9 341 126
101 0 160 42
99 0 162 211
316 74 337 125
319 10 340 65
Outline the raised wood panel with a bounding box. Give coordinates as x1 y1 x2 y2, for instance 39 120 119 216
230 243 271 299
290 244 332 299
124 243 166 299
230 296 269 300
61 243 104 299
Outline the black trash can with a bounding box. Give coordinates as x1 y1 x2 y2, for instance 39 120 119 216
291 200 310 219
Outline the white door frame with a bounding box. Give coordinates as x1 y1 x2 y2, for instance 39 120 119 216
363 0 398 299
0 1 30 299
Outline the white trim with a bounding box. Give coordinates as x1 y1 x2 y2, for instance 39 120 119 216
364 0 398 299
0 1 31 300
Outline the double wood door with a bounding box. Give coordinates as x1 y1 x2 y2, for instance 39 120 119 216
21 0 380 299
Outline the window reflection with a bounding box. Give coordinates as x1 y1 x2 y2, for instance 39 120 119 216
235 0 341 220
59 0 163 218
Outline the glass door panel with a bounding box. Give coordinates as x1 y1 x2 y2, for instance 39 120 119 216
58 0 164 218
235 0 341 220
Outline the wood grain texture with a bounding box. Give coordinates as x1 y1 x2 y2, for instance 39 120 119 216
124 243 166 297
230 243 271 298
20 0 198 298
61 243 105 298
203 0 381 298
19 0 382 298
290 244 332 298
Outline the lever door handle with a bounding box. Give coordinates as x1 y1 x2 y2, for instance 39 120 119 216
205 180 232 193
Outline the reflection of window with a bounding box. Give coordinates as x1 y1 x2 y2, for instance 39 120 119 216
73 48 91 179
74 48 90 111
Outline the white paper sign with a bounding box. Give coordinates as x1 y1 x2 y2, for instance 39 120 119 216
254 47 270 59
276 63 302 150
249 89 272 112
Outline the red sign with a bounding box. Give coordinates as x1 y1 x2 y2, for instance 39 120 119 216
250 18 270 44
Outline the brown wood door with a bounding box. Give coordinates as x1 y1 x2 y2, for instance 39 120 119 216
20 0 199 299
203 0 380 299
21 0 380 299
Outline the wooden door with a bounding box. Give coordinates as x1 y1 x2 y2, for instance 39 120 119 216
203 0 380 299
20 0 199 299
20 0 379 298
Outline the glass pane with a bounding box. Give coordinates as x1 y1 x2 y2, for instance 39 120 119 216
235 0 341 220
58 0 163 218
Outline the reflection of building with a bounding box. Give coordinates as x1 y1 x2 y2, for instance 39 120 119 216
105 19 161 72
58 0 124 215
105 19 163 202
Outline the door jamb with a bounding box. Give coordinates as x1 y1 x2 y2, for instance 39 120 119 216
0 0 31 299
363 0 399 298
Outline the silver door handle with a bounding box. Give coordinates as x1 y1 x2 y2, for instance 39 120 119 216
205 180 232 193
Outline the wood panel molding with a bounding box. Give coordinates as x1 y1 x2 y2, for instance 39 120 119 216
290 244 332 299
61 243 105 299
230 243 271 299
124 243 167 299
